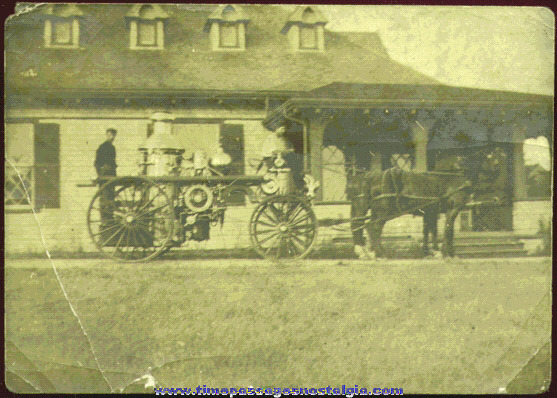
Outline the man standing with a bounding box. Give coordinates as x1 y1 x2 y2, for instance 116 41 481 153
260 125 293 160
260 124 304 191
94 129 118 240
94 128 118 178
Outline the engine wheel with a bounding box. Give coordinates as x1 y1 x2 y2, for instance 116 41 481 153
87 176 174 262
249 195 317 260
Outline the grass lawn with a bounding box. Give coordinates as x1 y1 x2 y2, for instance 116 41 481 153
4 257 551 393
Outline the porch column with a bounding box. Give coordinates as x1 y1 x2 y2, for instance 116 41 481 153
512 127 527 200
412 121 428 172
307 117 328 201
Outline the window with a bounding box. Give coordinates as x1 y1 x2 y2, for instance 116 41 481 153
281 6 326 52
5 124 34 208
45 18 79 48
390 153 414 171
137 21 157 46
300 25 317 49
5 123 60 211
42 4 82 48
52 20 72 44
219 23 239 48
127 4 168 50
204 5 248 51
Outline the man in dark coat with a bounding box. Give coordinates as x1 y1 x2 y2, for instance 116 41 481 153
94 128 118 177
94 129 118 238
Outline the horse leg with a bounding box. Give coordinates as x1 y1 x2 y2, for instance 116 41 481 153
351 201 369 259
367 218 386 258
423 214 430 256
431 209 439 252
442 209 460 257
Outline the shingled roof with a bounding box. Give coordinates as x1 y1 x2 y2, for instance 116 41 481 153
262 81 553 132
5 4 438 95
300 82 553 104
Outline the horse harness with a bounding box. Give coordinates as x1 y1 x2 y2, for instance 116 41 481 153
350 169 473 233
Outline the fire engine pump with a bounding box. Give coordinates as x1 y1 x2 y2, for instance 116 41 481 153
138 112 230 243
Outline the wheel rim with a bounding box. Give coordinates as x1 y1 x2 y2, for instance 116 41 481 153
87 177 174 262
250 195 317 259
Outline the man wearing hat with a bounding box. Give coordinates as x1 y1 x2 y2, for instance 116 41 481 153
261 125 292 158
260 124 304 190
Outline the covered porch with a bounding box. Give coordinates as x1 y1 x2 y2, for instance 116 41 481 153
263 82 552 235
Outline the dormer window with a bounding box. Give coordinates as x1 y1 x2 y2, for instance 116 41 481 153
220 22 239 48
281 6 327 52
52 20 72 44
126 4 169 50
138 20 157 47
42 4 83 49
300 25 317 49
204 5 250 51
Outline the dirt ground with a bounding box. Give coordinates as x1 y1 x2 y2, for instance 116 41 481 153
4 257 551 394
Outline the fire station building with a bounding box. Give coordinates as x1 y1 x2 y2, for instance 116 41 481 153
5 4 552 255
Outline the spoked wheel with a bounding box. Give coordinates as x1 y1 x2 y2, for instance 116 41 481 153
249 195 317 260
87 176 174 262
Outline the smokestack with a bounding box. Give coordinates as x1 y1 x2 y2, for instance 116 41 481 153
139 112 185 176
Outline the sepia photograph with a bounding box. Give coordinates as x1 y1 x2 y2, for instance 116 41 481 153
4 2 553 394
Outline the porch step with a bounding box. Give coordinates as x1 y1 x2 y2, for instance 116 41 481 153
456 248 529 259
454 241 523 249
454 237 525 249
454 237 528 258
330 232 528 258
452 233 527 257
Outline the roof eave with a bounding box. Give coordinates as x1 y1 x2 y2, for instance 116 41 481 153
262 95 553 130
288 97 553 107
5 86 301 99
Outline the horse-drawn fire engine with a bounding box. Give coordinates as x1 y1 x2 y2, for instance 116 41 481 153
85 113 320 262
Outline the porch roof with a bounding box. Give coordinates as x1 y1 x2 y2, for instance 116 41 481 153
262 82 554 141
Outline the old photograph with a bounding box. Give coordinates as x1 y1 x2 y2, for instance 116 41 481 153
4 3 553 394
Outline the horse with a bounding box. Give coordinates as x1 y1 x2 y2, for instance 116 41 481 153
350 146 506 259
412 154 466 256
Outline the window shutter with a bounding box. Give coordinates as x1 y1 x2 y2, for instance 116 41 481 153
34 123 60 209
220 124 245 205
